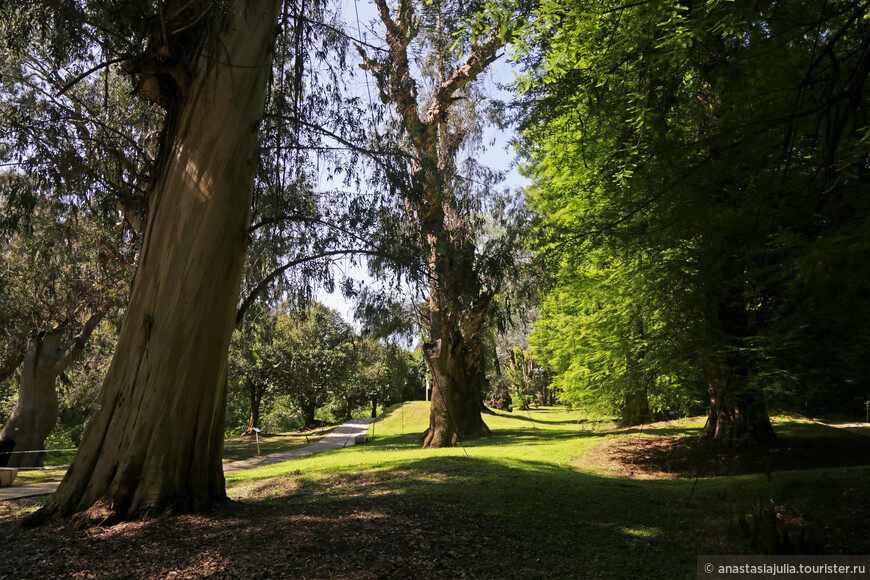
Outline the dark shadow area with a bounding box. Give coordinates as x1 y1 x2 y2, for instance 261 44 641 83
612 430 870 479
367 425 613 450
0 456 694 579
0 439 15 468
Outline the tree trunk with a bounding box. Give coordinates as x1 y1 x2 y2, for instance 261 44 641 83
702 365 779 447
422 317 491 448
362 0 504 449
33 1 281 523
0 310 106 469
371 397 378 419
244 384 263 436
303 403 317 430
617 390 666 428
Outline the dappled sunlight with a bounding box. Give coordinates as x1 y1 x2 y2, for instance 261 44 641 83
621 525 664 539
5 406 870 577
181 152 215 202
228 474 301 501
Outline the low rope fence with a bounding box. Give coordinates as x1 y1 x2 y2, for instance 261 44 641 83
0 447 76 470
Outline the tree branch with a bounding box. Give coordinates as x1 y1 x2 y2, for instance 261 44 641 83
248 214 374 249
266 112 415 170
236 249 387 325
56 306 110 374
425 35 505 126
56 56 130 97
371 0 429 156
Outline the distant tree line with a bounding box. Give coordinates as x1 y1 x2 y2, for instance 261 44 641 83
227 302 426 436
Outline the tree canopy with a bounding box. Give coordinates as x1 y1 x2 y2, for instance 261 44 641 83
516 0 870 441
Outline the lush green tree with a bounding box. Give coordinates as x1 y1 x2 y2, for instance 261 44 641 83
529 250 702 425
273 303 357 429
345 338 412 419
227 310 281 435
518 1 870 442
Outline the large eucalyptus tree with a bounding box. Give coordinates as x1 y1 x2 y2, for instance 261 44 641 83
358 0 521 447
0 0 287 521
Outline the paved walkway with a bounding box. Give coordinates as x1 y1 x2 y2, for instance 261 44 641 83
815 420 870 438
0 418 374 501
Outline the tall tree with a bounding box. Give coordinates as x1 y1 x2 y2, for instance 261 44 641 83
275 303 357 428
1 0 288 522
345 337 410 419
517 0 870 444
358 0 519 447
0 309 106 469
228 309 280 436
1 31 153 468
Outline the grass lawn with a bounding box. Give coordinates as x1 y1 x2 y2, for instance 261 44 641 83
1 402 868 579
220 402 869 578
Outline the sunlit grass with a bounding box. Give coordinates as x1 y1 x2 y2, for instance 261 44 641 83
222 401 870 578
4 400 867 578
12 467 67 485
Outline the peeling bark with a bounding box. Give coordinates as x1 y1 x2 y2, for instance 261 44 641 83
33 0 282 522
0 309 107 470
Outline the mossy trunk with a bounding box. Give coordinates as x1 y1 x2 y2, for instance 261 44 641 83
34 1 281 522
364 0 503 449
422 307 491 448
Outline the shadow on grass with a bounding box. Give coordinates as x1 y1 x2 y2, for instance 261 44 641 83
614 426 704 437
0 456 702 579
3 451 869 579
366 425 605 449
489 408 612 426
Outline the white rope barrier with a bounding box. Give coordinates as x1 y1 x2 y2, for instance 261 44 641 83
12 465 71 471
0 448 77 470
0 448 77 454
